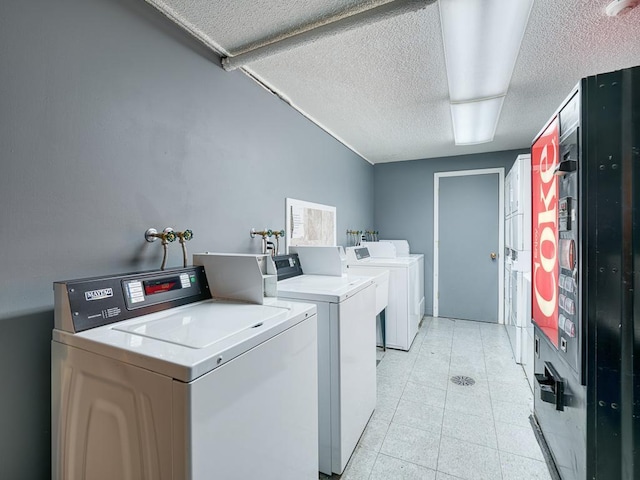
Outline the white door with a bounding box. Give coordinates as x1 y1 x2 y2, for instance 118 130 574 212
433 169 504 323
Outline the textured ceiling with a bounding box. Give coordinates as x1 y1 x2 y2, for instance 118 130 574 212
145 0 640 164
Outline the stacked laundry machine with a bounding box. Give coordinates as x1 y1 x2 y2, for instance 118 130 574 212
504 153 534 389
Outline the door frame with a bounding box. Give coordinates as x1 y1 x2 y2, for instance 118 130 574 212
433 168 505 323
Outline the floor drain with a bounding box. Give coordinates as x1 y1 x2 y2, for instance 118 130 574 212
450 375 475 386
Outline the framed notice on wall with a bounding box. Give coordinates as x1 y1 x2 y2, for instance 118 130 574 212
285 198 336 251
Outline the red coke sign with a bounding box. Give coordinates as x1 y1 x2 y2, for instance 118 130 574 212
531 118 559 348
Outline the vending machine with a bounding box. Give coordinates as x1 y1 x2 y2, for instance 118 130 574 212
531 66 639 480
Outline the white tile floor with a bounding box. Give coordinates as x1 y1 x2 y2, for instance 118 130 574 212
321 316 552 480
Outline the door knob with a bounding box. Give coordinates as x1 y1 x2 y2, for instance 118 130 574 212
490 252 497 260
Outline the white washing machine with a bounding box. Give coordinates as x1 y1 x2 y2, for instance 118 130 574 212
346 245 424 351
273 253 376 476
290 245 390 348
51 266 319 480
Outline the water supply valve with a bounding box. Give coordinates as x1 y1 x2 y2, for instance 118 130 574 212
145 227 176 270
250 228 285 255
175 229 194 267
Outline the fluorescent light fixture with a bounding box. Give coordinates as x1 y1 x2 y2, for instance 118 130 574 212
450 97 505 145
439 0 534 144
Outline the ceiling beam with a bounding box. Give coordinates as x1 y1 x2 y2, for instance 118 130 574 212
221 0 437 71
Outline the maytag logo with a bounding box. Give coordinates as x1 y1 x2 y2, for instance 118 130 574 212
85 288 113 301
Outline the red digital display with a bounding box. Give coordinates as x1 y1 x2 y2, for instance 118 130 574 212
143 277 181 295
532 118 560 348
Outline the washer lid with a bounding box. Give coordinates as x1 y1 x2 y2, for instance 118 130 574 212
113 302 288 348
347 256 417 267
52 299 316 382
277 274 373 303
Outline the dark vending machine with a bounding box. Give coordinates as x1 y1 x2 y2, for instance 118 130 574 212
531 66 639 480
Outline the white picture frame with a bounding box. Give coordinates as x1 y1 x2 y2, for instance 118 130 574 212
285 198 337 252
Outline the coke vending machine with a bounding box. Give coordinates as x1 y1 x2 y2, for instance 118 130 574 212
531 66 639 480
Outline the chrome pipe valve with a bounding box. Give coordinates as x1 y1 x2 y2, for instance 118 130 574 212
145 227 176 270
175 229 194 268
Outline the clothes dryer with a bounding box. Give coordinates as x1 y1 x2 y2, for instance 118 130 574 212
504 153 533 390
273 254 376 476
51 266 318 480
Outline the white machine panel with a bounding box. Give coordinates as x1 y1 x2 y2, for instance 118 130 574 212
176 317 319 479
411 254 425 319
504 154 533 384
290 245 345 276
193 253 277 304
360 241 397 258
505 215 513 251
512 213 524 251
330 286 376 473
377 239 411 256
278 285 376 475
276 274 373 303
52 342 173 480
274 253 377 476
368 269 390 315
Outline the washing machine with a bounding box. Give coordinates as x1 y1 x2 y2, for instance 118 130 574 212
346 244 424 351
51 266 319 480
273 253 376 476
367 240 425 321
290 245 390 348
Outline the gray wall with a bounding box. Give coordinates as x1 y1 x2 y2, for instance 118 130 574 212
374 149 529 317
0 0 372 477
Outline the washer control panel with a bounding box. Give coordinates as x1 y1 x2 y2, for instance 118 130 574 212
54 266 211 333
272 254 303 280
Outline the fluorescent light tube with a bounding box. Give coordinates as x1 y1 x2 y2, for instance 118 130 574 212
439 0 533 144
439 0 533 101
450 97 505 145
